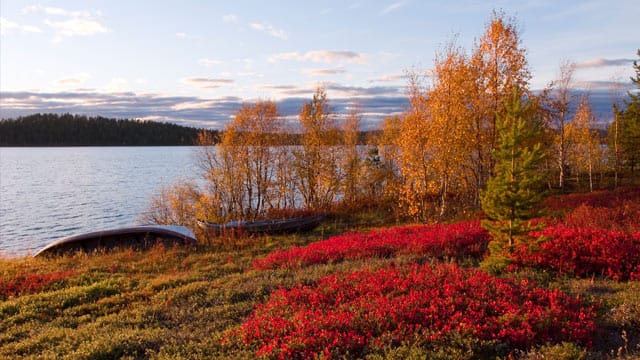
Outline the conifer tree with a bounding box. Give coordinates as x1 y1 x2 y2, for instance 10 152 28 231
619 50 640 173
481 86 545 272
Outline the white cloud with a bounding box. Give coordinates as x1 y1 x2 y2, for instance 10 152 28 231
572 80 634 91
381 0 407 14
368 74 406 83
181 77 234 89
303 68 346 76
250 22 288 40
575 58 634 69
45 18 109 38
0 89 410 130
223 14 238 23
323 82 402 97
22 4 109 42
23 5 91 18
198 58 223 67
269 50 365 64
171 100 220 111
0 17 42 35
55 73 91 86
259 84 298 91
175 32 188 38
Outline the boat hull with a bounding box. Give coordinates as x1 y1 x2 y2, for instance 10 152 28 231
196 214 325 236
34 225 197 257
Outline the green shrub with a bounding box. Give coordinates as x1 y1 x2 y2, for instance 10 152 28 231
520 342 587 360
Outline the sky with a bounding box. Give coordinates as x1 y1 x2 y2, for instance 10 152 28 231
1 0 638 129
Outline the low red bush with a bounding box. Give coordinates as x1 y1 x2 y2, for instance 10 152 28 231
253 221 489 270
0 270 77 300
232 263 595 359
542 186 640 213
561 201 640 233
512 226 640 281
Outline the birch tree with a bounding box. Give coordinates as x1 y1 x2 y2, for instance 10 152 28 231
397 71 433 220
546 61 576 191
294 87 341 210
196 100 285 221
425 40 475 218
341 106 362 205
567 95 601 192
471 10 531 189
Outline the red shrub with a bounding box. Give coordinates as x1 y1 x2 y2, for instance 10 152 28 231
542 186 640 213
561 201 640 233
0 270 77 300
232 263 595 359
512 226 640 281
253 221 489 270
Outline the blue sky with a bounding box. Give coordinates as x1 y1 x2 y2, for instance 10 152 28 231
1 0 638 129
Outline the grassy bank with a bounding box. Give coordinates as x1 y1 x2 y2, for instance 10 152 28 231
1 190 640 359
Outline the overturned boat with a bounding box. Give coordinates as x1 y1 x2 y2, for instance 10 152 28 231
34 225 197 257
196 213 326 236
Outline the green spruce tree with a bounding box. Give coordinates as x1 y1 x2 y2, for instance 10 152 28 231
481 86 546 273
619 50 640 174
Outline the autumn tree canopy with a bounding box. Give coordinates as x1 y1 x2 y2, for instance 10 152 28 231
146 12 635 232
294 87 342 210
394 10 532 220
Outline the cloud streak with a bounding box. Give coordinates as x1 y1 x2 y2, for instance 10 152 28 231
181 77 234 89
22 5 91 18
368 73 406 83
575 58 634 69
55 73 91 86
572 80 634 91
258 82 403 99
45 18 109 38
269 50 365 64
198 58 223 67
0 18 42 35
0 88 410 129
303 68 346 76
250 22 288 40
2 85 626 130
381 1 407 14
22 4 109 42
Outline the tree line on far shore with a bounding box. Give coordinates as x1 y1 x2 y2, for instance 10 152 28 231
0 113 380 147
0 113 220 146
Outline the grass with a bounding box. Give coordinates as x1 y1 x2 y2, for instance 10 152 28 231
0 219 397 359
1 204 639 359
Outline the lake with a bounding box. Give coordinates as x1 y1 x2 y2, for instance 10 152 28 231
0 147 198 257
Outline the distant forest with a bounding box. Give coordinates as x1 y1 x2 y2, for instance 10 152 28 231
0 113 220 146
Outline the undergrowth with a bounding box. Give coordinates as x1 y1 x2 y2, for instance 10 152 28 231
1 189 639 359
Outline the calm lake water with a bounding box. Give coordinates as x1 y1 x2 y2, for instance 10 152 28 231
0 147 197 257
